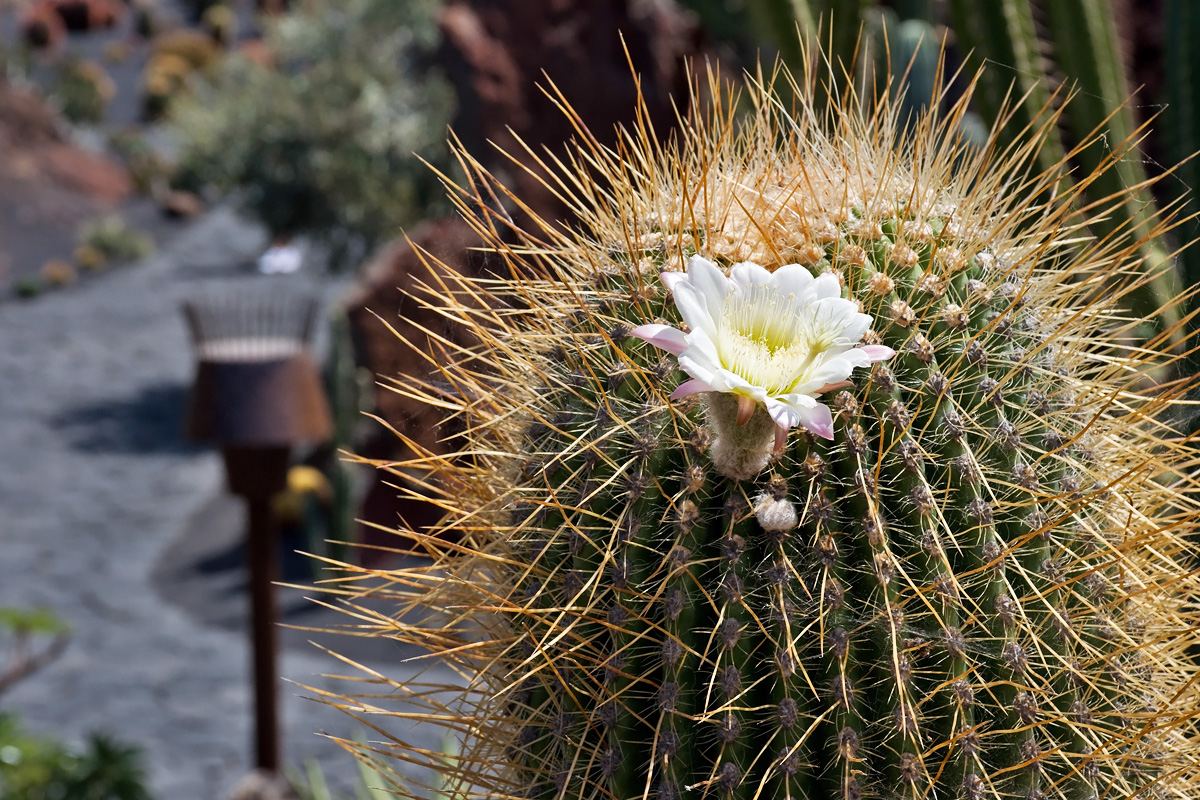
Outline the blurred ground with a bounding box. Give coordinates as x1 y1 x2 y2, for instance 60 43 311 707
0 205 459 799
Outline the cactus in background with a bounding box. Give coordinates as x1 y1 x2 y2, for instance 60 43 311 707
946 0 1065 180
318 51 1200 800
319 309 368 565
1164 0 1200 323
949 0 1181 345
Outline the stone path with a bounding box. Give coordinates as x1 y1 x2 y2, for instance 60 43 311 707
0 208 455 799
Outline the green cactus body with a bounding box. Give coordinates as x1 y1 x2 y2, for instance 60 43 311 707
322 59 1200 800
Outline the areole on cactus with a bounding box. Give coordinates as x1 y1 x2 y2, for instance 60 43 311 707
318 50 1200 800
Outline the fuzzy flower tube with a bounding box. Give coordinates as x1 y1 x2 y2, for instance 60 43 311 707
317 58 1200 800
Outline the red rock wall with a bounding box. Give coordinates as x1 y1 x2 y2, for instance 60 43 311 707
438 0 704 225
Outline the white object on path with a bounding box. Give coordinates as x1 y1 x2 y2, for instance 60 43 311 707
258 244 303 274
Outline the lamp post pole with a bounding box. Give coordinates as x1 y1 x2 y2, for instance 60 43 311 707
222 445 292 771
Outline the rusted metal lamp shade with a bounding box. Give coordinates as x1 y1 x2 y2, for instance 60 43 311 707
187 354 331 446
182 290 332 447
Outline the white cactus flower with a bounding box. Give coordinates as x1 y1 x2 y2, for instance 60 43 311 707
632 255 895 441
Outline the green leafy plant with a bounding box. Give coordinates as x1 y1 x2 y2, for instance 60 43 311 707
51 59 115 125
0 716 151 800
76 216 154 266
285 731 459 800
169 0 454 270
286 752 395 800
318 49 1200 800
0 609 147 800
314 310 370 566
12 277 41 300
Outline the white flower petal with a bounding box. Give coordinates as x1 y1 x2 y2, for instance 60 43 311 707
681 329 723 373
811 271 843 300
781 392 820 409
792 356 857 394
793 401 835 440
630 324 688 356
712 369 769 402
774 393 833 437
670 378 713 399
860 344 896 362
671 282 721 340
830 348 874 369
764 398 802 430
660 271 687 294
811 297 870 343
770 264 816 299
729 261 773 288
677 353 720 389
685 255 732 321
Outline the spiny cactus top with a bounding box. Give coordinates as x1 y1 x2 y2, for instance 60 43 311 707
319 62 1200 800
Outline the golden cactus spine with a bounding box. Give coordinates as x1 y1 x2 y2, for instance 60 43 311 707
316 60 1200 800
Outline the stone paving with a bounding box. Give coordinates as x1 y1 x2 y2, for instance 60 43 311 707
0 208 456 799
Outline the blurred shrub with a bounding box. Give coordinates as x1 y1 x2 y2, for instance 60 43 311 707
199 4 237 48
12 278 41 300
52 59 115 125
77 216 154 265
169 0 454 270
0 607 68 696
39 260 77 288
73 244 107 273
284 731 449 800
0 609 148 800
102 41 131 65
107 130 171 195
0 716 151 800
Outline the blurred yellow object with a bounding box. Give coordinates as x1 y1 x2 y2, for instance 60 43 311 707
40 259 78 287
287 465 332 504
103 40 130 64
73 243 107 272
271 489 304 527
145 52 193 86
142 52 193 118
75 59 116 102
201 4 237 48
150 29 219 71
272 465 332 527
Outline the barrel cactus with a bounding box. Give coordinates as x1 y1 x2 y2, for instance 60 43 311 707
327 63 1200 800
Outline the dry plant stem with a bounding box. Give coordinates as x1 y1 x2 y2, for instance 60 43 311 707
0 632 69 697
307 47 1200 800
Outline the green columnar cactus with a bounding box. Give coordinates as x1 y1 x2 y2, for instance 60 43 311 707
321 59 1200 800
1164 0 1200 313
949 0 1181 346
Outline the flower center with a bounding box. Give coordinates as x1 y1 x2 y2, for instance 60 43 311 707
717 285 822 394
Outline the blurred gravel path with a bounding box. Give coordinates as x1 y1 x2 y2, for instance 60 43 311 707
0 208 449 799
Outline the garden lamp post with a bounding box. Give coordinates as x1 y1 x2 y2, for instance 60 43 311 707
182 289 332 773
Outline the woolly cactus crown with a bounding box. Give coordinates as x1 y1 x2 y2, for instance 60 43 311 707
319 58 1200 800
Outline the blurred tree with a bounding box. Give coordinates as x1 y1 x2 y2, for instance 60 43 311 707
170 0 454 271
